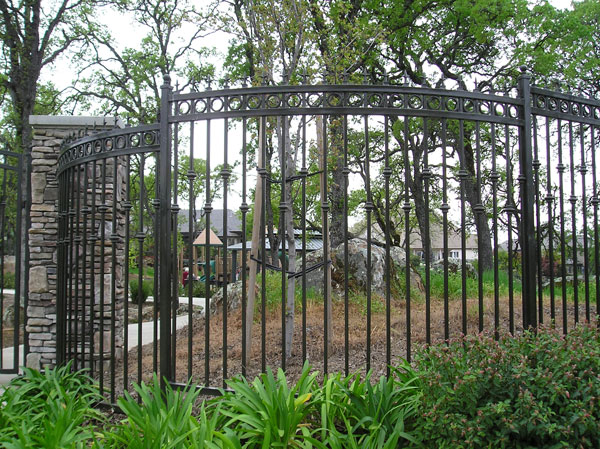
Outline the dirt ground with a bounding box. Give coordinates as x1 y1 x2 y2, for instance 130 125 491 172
1 327 23 350
112 292 598 398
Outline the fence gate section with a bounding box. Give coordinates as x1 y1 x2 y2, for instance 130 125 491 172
57 71 600 402
0 150 25 374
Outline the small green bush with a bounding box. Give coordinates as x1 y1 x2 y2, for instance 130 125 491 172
1 271 15 289
413 324 600 448
130 279 152 304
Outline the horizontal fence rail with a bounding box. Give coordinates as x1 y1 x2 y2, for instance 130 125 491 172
58 73 600 402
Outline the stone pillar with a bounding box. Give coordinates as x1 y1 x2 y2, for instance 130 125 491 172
26 116 123 369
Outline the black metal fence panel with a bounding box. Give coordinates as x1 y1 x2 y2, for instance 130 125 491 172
57 73 600 403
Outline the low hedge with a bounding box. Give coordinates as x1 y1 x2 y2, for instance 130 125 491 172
413 324 600 448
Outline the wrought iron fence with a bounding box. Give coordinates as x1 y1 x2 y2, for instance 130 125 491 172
57 68 600 402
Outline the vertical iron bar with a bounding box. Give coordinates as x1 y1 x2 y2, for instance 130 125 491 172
423 118 431 344
301 114 307 366
580 124 590 322
241 117 248 376
364 112 372 372
441 119 449 341
591 125 600 322
123 158 131 387
99 160 108 394
491 121 500 339
280 116 287 372
222 115 230 384
204 118 212 386
137 155 145 385
322 115 330 377
82 162 90 371
545 117 556 323
533 116 543 324
568 120 579 324
384 115 391 373
458 119 467 335
475 121 484 332
557 119 568 333
517 68 537 329
90 161 97 377
159 75 174 386
505 124 514 335
343 114 349 376
260 115 267 374
74 166 81 370
110 156 118 403
403 116 412 361
171 124 179 378
188 122 195 379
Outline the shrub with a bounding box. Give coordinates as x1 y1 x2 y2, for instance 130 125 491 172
1 271 15 289
413 324 600 448
130 279 152 304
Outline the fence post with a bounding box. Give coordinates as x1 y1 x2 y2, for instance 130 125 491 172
518 66 538 329
159 75 173 385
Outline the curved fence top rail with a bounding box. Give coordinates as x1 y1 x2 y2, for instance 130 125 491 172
531 86 600 125
58 124 160 174
171 84 525 125
58 83 600 174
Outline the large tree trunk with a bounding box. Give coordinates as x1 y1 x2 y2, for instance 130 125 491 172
244 120 265 363
328 117 346 248
277 117 296 358
460 141 494 271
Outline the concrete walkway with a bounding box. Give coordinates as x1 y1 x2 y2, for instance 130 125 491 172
0 305 200 386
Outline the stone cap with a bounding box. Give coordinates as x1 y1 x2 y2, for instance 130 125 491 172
29 115 124 130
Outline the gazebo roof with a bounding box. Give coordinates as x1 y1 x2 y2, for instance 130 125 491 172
193 228 223 246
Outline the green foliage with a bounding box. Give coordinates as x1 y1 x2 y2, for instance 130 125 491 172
1 271 16 289
318 363 422 449
427 269 522 300
101 375 227 449
414 324 600 448
213 362 322 449
129 279 153 304
0 362 104 449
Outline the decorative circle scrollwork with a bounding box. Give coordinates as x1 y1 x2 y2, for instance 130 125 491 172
287 94 302 108
247 95 261 109
130 134 140 147
228 96 242 111
211 97 224 112
307 93 323 107
194 99 207 113
409 95 423 109
267 94 281 108
178 101 191 115
445 97 458 111
326 93 342 107
426 96 441 110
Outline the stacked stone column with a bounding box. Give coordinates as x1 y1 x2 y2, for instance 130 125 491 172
27 116 125 370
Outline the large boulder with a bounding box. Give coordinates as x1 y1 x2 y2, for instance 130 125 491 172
300 239 423 296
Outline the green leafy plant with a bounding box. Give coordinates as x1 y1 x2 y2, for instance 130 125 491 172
317 363 422 449
129 279 152 304
414 324 600 448
102 375 230 449
0 362 104 448
213 362 322 449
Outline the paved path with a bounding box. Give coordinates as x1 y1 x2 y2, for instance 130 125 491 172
0 303 200 386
